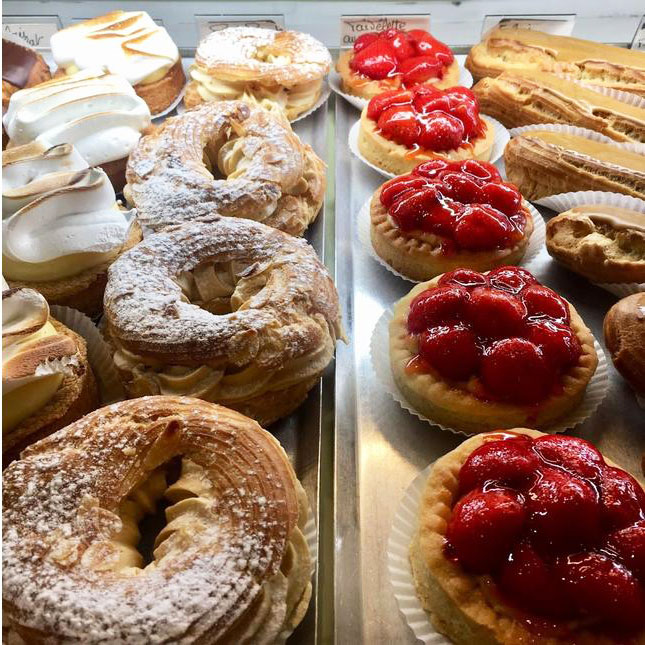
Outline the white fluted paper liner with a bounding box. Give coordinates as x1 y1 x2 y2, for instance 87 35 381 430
509 123 645 155
349 115 509 179
357 197 546 283
536 191 645 296
555 75 645 108
50 305 125 405
388 462 450 644
176 81 330 124
329 66 474 111
151 84 187 120
370 309 609 437
303 510 318 575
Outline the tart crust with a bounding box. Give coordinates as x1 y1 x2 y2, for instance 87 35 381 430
389 276 598 433
336 49 460 100
409 428 644 645
369 188 534 281
358 108 495 176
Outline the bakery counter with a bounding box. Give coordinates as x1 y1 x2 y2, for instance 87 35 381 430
333 87 645 642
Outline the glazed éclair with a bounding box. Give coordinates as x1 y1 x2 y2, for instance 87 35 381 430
336 28 459 101
103 218 343 426
411 429 645 644
504 130 645 201
389 267 598 433
2 36 51 112
472 70 645 144
3 396 312 643
371 159 533 281
125 100 325 236
2 286 97 465
50 11 185 114
358 86 495 176
546 205 645 284
185 26 331 121
3 167 142 317
3 68 152 192
604 294 645 397
466 27 645 98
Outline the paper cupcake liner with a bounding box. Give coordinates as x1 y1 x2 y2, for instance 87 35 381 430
330 66 474 112
176 81 330 124
370 309 609 437
536 191 645 296
50 305 125 405
509 123 645 154
304 510 318 575
556 76 645 108
349 115 509 179
388 462 450 644
357 197 545 283
151 83 187 121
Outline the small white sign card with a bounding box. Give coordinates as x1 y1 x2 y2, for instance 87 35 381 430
631 15 645 50
481 14 576 39
3 16 62 50
340 15 431 48
195 15 284 41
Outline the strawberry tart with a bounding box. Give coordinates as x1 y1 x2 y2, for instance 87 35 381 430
371 159 533 280
411 429 645 644
336 28 459 100
358 85 495 175
389 267 598 433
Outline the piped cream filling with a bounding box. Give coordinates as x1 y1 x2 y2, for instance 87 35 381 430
190 66 322 119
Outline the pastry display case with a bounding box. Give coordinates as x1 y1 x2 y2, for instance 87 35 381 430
2 1 645 643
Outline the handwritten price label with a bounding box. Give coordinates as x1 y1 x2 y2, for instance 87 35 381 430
195 15 284 41
340 15 430 47
3 18 61 49
481 15 576 38
631 15 645 50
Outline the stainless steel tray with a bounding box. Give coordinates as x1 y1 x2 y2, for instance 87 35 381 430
332 92 645 643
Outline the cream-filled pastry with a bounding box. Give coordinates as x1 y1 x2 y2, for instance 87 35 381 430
2 286 97 464
3 69 151 191
185 27 331 121
3 167 142 316
2 141 88 217
50 11 185 114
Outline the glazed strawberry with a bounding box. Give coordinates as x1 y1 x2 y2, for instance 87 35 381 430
408 29 454 64
438 268 488 289
377 106 420 147
412 158 451 179
350 38 398 79
557 552 645 630
461 159 500 182
380 175 429 208
419 324 481 380
353 32 379 53
605 521 645 580
482 182 522 216
526 467 601 551
417 112 465 151
467 287 526 338
481 338 553 404
366 89 410 120
522 285 570 324
385 30 415 61
600 467 645 530
449 101 481 138
400 56 445 84
532 435 603 480
388 185 441 231
453 206 514 251
446 488 526 573
439 173 483 204
487 266 537 295
458 437 539 495
407 285 470 333
412 90 451 115
498 541 572 617
526 320 582 370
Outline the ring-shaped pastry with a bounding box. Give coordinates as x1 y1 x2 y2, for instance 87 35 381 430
2 395 312 643
104 218 343 426
124 100 326 236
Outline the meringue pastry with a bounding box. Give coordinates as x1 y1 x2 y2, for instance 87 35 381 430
2 141 88 217
50 11 185 114
3 167 142 316
3 69 151 191
2 285 97 464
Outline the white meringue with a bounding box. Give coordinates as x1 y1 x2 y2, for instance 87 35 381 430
3 141 89 218
3 167 136 281
3 69 151 166
50 11 180 87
